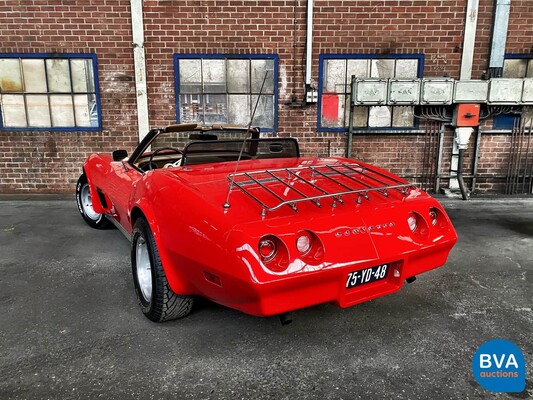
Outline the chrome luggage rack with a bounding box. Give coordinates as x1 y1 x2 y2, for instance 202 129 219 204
225 163 416 216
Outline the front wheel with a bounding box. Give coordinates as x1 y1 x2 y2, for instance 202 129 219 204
75 174 110 229
131 218 193 322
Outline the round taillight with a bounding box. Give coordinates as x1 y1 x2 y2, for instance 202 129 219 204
429 209 438 226
296 232 312 255
407 213 418 232
258 235 289 273
429 207 448 230
259 238 277 262
407 211 429 239
295 230 324 265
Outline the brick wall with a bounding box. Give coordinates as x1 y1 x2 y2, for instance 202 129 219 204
0 0 137 193
0 0 531 194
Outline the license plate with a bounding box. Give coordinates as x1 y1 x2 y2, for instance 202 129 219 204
346 264 389 289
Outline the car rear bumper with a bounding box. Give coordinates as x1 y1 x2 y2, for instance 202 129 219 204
226 240 455 317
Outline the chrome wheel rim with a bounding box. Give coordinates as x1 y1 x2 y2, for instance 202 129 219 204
80 183 100 221
135 235 152 302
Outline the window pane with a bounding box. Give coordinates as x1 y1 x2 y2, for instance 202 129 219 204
321 93 340 127
227 59 249 93
179 59 202 94
0 59 23 92
85 60 96 93
251 95 274 128
395 59 419 78
353 106 369 127
50 95 75 126
346 59 369 86
368 106 392 127
251 59 274 94
46 59 71 92
503 59 527 78
74 94 91 127
392 106 414 127
342 96 369 128
179 94 203 123
371 59 395 78
70 59 89 92
202 59 226 93
323 59 346 93
22 59 47 92
203 94 227 124
26 95 51 127
321 93 345 128
1 94 27 127
228 95 250 125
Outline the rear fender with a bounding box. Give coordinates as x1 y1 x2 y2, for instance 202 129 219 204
131 200 193 295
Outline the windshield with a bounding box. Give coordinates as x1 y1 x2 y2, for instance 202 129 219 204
129 125 299 171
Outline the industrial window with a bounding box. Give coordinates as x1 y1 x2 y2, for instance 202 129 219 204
318 55 424 131
0 54 100 130
493 55 533 129
174 55 278 132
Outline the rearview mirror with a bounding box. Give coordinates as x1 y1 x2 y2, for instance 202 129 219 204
112 149 128 161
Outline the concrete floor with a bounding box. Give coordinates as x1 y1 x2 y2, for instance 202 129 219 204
0 196 531 399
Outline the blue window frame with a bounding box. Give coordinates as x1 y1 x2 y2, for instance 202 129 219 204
174 54 278 132
0 53 101 131
493 54 533 130
317 54 424 132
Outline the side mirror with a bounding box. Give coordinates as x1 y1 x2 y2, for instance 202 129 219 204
112 149 128 161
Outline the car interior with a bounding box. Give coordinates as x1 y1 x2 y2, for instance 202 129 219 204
132 130 300 171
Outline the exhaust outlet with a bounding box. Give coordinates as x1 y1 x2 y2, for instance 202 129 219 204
279 313 293 326
406 276 417 284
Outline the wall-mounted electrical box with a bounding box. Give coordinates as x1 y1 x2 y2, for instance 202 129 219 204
421 79 454 105
349 77 532 106
353 79 388 105
388 79 420 105
454 80 489 103
305 89 318 103
488 78 523 104
453 104 480 127
522 79 533 104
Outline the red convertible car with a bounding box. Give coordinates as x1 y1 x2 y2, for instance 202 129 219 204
76 124 457 323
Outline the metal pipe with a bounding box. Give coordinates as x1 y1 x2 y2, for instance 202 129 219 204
435 124 445 193
522 118 533 193
488 0 512 74
512 118 525 194
460 0 480 79
471 128 482 194
305 0 314 86
130 0 150 140
421 122 431 191
346 75 355 158
429 123 438 193
505 118 517 193
457 149 469 200
529 122 533 193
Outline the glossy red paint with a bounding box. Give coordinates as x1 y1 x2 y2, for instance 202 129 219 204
81 125 457 318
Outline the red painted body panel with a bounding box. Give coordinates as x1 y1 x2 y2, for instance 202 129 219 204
83 153 457 317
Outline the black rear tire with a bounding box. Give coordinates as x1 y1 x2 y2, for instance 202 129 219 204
75 174 111 229
131 217 193 322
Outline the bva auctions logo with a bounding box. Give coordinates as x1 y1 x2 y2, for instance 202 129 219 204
472 339 526 393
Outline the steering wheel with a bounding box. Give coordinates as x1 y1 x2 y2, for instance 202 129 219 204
148 147 183 170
